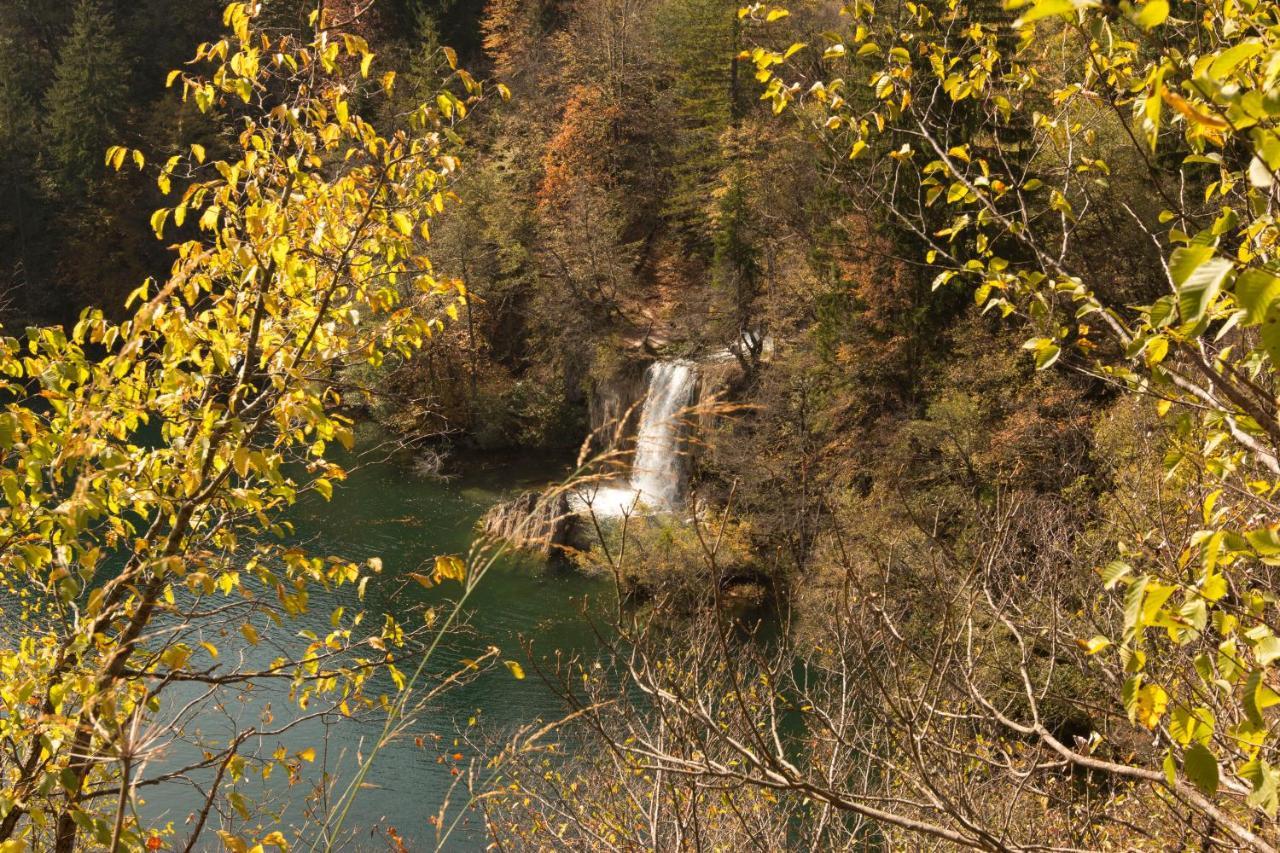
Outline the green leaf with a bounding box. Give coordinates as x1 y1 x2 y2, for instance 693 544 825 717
1123 575 1149 643
1246 527 1280 556
1175 253 1233 324
1257 636 1280 667
1234 268 1280 325
1182 743 1218 796
229 791 251 820
1262 303 1280 363
1242 668 1280 726
1169 245 1215 287
1141 582 1177 626
1242 758 1280 816
1122 674 1142 720
1099 560 1132 589
1023 337 1061 370
1171 705 1215 746
1208 41 1264 81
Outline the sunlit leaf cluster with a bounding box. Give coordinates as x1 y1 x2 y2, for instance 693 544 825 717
746 0 1280 833
0 2 497 847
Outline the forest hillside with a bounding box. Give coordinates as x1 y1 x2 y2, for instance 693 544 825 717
1 0 1280 849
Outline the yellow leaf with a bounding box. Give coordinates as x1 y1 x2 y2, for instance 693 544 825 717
392 212 413 236
241 623 260 645
1162 88 1229 130
434 555 466 584
504 660 525 680
1134 0 1168 28
297 747 315 763
150 208 169 239
161 644 192 670
360 52 374 78
1137 683 1169 729
199 205 221 230
1076 635 1111 655
233 447 250 478
191 143 206 163
408 572 436 588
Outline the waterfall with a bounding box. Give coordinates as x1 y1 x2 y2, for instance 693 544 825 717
630 361 698 508
575 360 699 516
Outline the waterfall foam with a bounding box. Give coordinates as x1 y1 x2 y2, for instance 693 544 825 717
573 360 699 516
630 360 698 507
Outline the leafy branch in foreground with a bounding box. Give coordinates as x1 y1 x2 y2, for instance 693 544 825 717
737 0 1280 843
0 1 498 849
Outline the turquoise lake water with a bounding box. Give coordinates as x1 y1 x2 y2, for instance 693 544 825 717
139 432 611 850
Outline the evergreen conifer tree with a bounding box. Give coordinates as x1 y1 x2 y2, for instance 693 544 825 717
44 0 130 196
655 0 738 244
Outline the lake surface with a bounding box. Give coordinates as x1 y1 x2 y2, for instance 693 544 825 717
140 431 611 850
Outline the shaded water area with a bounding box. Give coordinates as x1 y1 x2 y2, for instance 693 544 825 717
139 429 612 849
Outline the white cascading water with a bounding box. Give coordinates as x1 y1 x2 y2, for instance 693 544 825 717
630 360 698 508
577 360 699 516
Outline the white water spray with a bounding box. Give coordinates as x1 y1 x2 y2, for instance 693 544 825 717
631 360 698 508
576 360 699 515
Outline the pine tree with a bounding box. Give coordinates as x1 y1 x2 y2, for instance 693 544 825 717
654 0 739 244
400 9 448 106
711 170 761 339
43 0 130 196
0 44 41 317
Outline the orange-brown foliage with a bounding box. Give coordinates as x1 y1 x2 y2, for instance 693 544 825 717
482 0 535 78
537 84 623 211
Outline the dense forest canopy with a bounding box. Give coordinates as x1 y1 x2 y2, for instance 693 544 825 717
2 0 1280 849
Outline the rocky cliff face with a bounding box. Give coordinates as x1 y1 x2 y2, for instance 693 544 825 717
586 365 650 468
